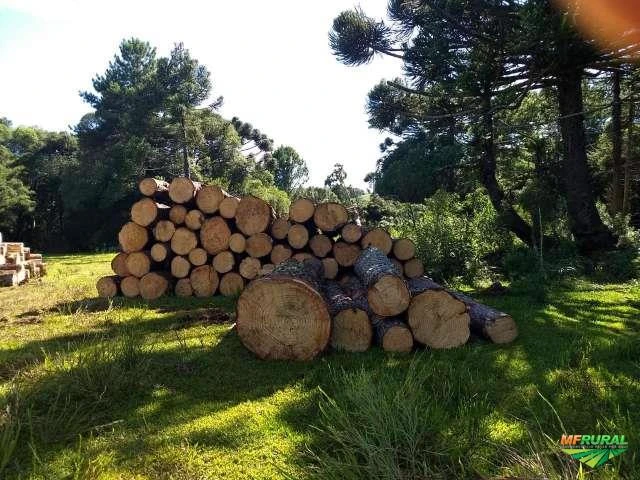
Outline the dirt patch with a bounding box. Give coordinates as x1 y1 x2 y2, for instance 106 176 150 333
170 307 232 330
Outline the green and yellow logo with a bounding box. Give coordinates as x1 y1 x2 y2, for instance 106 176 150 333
559 434 628 468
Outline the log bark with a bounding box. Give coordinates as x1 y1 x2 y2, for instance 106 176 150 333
175 278 193 297
390 258 403 276
96 276 119 298
150 243 172 262
125 251 152 278
168 177 201 204
119 222 149 253
200 216 231 255
354 247 410 316
292 252 314 262
169 205 187 225
333 242 360 267
323 282 372 352
246 232 274 258
404 258 424 279
361 228 392 255
448 291 518 344
111 252 130 276
196 185 227 214
171 227 198 256
131 198 170 227
309 234 333 258
236 260 331 360
270 244 293 265
271 218 291 240
140 272 170 300
235 196 274 235
184 209 205 231
289 198 315 223
171 255 191 279
287 224 310 249
371 316 414 352
321 257 339 279
139 178 169 197
239 257 261 280
219 196 240 219
212 250 235 273
229 233 246 254
188 247 208 266
393 238 416 261
219 272 244 296
313 202 348 232
259 263 276 276
190 265 219 297
153 220 176 243
341 223 362 243
120 276 140 298
407 277 470 349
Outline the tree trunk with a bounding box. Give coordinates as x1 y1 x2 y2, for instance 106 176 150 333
448 291 518 344
623 86 635 215
479 92 536 247
611 69 624 214
181 110 190 178
557 70 616 252
236 260 331 360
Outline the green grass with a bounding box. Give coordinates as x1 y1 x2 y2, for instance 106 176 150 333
0 253 638 479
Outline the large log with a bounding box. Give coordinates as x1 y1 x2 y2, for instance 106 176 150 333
313 202 348 232
361 228 393 255
171 227 198 256
153 220 176 243
168 177 201 204
371 316 414 352
150 243 171 262
229 233 246 254
169 205 187 225
118 222 149 253
212 250 235 273
270 244 293 265
139 178 169 197
125 251 152 278
407 277 470 349
270 218 291 240
219 272 245 296
235 196 273 236
323 282 372 352
175 278 193 297
96 276 119 298
131 198 170 227
184 209 205 231
354 247 410 316
333 241 361 267
309 234 333 258
287 224 309 249
140 272 170 300
200 216 231 255
190 265 219 297
196 185 227 214
219 196 240 219
289 198 315 223
341 223 363 243
188 247 208 266
111 252 130 276
170 256 191 278
120 276 140 298
239 257 261 280
236 260 331 360
449 291 518 344
246 233 274 258
393 238 416 261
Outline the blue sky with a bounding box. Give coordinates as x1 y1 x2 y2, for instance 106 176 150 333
0 0 401 187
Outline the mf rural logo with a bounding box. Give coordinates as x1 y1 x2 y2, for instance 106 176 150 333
559 434 628 468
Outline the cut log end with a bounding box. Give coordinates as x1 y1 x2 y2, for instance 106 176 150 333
212 250 235 273
271 218 291 240
235 196 273 236
185 209 205 231
313 202 348 232
219 196 240 219
404 258 425 279
246 233 273 258
361 228 393 255
111 252 130 276
150 243 171 262
196 185 226 214
96 276 119 298
175 278 193 297
139 178 169 197
169 205 187 225
484 315 518 344
229 233 246 253
331 308 372 352
131 198 168 227
119 222 149 253
341 223 362 243
200 217 231 255
236 277 330 360
381 324 414 352
289 198 315 223
171 256 191 278
190 265 219 297
120 276 140 298
408 290 470 349
393 238 416 261
171 227 198 256
287 224 309 249
368 274 410 317
239 257 261 280
333 242 361 267
321 257 339 279
125 251 151 278
309 234 333 258
188 247 208 266
270 244 293 265
219 272 245 296
140 272 169 300
169 177 200 204
153 220 176 243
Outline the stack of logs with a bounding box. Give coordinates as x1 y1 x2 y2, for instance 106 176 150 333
0 238 47 287
96 177 517 359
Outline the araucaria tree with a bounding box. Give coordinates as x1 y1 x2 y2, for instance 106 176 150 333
330 0 637 252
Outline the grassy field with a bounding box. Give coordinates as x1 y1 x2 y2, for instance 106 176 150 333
0 253 638 479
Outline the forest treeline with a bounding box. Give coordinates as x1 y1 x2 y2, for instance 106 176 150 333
1 0 639 283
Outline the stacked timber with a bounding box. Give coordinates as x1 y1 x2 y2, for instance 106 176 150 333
97 177 517 359
0 239 47 287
